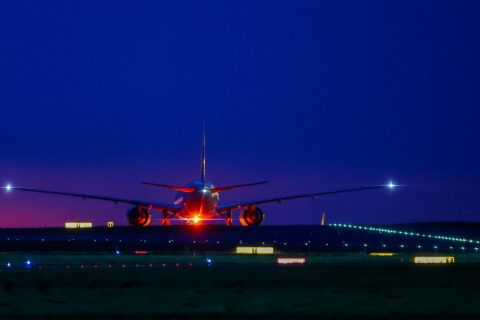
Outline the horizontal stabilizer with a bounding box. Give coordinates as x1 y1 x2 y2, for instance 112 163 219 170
141 182 195 193
211 181 268 193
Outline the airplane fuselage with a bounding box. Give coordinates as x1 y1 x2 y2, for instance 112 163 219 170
175 180 219 219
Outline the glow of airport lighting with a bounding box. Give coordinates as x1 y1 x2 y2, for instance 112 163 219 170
6 262 11 268
193 216 200 224
387 182 395 189
5 184 11 191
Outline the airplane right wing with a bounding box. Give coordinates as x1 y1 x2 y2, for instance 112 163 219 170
216 185 389 213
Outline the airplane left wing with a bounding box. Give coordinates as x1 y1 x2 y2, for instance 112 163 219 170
216 185 389 213
6 187 180 212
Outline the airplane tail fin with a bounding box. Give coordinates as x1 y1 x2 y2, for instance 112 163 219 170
141 182 195 193
201 121 206 182
211 181 268 193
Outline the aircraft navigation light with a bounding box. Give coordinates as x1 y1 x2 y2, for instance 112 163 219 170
5 184 11 191
388 182 395 189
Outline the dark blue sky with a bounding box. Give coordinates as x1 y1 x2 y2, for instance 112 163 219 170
1 0 479 227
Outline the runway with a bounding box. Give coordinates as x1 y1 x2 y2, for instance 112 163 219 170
1 223 480 319
0 223 480 254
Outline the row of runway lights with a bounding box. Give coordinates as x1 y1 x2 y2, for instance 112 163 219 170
329 223 480 245
4 258 214 269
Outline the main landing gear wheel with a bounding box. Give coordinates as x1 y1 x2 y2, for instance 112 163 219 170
162 211 170 226
226 210 233 226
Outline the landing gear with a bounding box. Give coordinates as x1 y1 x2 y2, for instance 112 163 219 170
162 210 170 226
226 210 233 227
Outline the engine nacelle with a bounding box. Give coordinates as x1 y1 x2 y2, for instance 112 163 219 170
127 206 151 227
239 206 264 226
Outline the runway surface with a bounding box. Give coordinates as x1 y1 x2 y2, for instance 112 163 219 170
0 223 480 254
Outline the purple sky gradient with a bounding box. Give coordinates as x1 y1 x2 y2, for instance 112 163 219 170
0 0 479 227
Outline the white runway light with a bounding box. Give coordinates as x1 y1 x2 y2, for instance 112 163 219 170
5 184 12 191
388 182 395 189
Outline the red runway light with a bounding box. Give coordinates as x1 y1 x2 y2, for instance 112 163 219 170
134 250 148 255
122 264 125 268
136 264 139 267
176 263 179 267
66 265 70 269
38 266 42 270
189 263 192 266
94 265 98 268
149 264 153 267
108 265 111 268
80 265 84 269
162 263 166 267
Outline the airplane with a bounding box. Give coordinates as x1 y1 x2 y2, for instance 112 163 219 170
3 123 396 227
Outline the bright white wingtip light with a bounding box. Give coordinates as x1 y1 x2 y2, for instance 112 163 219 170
5 184 11 191
387 182 395 189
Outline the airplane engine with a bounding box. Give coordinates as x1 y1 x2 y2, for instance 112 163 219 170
239 206 264 226
127 206 151 227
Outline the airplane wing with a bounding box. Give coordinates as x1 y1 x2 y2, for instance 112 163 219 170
216 185 389 212
6 187 180 212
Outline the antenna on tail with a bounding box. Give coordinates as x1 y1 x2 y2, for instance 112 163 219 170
201 121 206 182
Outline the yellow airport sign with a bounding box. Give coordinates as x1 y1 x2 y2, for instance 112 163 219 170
370 252 395 256
65 222 92 229
414 256 455 264
236 246 274 254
